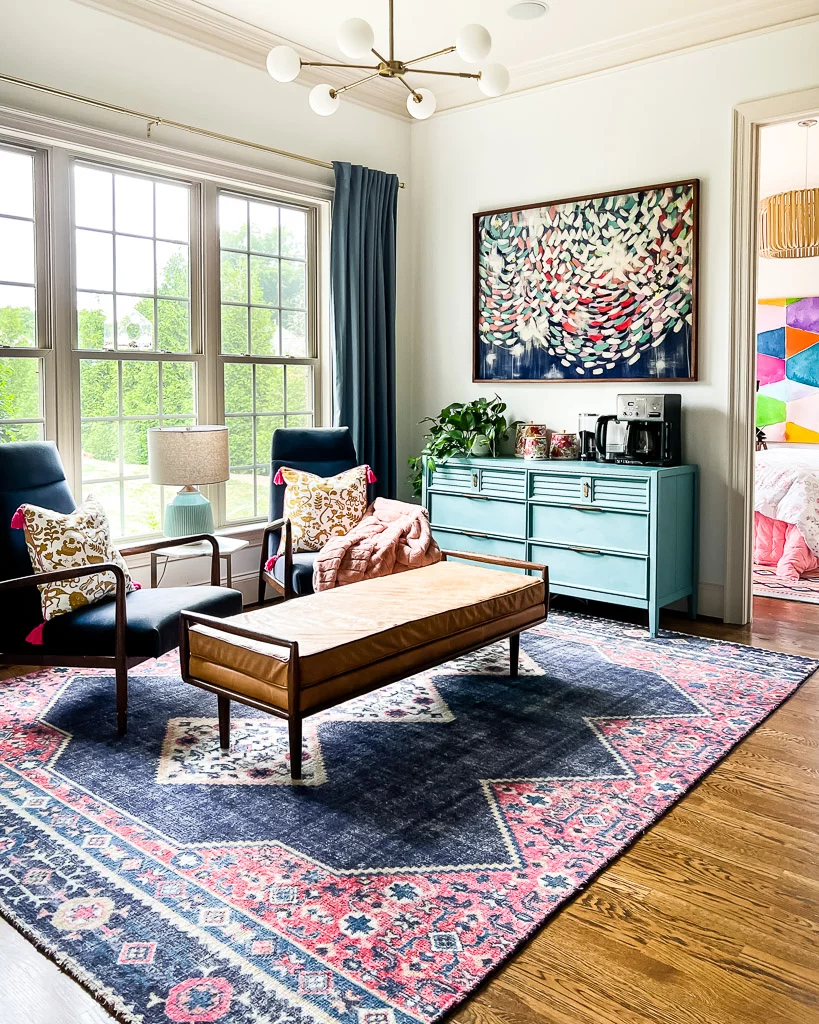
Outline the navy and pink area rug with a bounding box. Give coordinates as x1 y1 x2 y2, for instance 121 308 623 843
1 613 815 1024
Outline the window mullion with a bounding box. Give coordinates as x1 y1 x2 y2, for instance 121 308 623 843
49 146 79 491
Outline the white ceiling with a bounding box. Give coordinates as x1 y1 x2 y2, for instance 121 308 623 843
77 0 819 116
759 116 819 198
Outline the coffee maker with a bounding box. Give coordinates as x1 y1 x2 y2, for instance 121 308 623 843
578 413 598 461
595 394 682 466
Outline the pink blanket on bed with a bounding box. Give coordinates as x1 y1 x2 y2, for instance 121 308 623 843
313 498 442 592
754 512 819 581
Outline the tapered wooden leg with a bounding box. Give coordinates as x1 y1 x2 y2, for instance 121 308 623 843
510 632 520 679
115 661 128 735
217 695 231 749
288 715 302 781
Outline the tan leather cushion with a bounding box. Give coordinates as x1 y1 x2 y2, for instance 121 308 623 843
188 561 545 706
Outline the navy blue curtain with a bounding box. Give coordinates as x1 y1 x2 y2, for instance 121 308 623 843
331 161 398 498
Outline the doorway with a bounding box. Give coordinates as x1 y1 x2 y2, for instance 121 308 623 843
752 115 819 614
725 86 819 627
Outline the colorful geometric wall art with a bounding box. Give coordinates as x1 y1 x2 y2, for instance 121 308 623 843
757 297 819 442
474 180 699 382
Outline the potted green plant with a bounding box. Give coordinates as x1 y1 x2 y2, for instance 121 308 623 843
408 395 509 497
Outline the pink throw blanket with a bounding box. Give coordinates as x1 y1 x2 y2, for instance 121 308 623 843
754 511 819 581
313 498 441 592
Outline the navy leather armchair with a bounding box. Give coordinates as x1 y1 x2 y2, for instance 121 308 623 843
0 441 243 734
258 427 359 602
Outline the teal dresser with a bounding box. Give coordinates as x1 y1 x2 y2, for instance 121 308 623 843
422 457 698 637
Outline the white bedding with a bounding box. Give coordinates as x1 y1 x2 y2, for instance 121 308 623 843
755 448 819 557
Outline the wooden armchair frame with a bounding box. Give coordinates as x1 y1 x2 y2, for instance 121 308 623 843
257 517 295 603
0 533 221 735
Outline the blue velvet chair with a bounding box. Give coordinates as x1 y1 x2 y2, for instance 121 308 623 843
258 427 359 602
0 441 243 734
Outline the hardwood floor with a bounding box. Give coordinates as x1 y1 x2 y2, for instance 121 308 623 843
1 597 817 1023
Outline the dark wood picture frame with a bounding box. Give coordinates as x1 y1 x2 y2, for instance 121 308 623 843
472 178 700 384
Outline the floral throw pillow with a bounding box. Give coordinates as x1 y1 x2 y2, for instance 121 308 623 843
274 465 374 555
11 495 137 625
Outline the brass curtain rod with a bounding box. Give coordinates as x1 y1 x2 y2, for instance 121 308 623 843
0 72 406 188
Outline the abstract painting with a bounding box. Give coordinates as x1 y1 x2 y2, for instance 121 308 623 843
473 180 698 382
757 297 819 442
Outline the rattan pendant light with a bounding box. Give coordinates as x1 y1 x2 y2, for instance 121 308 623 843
759 119 819 259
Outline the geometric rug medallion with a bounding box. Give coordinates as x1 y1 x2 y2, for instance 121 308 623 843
1 612 815 1023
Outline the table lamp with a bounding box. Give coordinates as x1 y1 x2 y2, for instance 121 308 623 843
148 425 229 537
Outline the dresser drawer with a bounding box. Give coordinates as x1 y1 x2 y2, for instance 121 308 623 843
429 462 475 492
592 475 649 510
530 471 585 504
530 543 648 599
530 504 648 555
432 528 527 572
478 465 526 498
428 492 526 538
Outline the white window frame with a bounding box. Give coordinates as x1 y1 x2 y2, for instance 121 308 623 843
0 142 56 445
0 111 332 541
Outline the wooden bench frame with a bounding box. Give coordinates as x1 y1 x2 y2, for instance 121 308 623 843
179 551 549 780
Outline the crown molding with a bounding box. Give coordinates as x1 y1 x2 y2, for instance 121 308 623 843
73 0 819 120
437 0 819 111
72 0 410 119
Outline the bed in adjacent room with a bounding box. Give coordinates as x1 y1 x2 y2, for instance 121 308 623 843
754 447 819 602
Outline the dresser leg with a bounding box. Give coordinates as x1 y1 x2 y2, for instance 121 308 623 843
510 632 520 679
289 715 303 781
687 590 698 620
648 603 660 638
217 695 231 749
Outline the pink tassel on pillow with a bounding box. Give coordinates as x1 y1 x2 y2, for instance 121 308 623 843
133 581 142 590
264 555 279 573
366 466 377 484
10 508 25 529
273 468 285 486
26 623 45 646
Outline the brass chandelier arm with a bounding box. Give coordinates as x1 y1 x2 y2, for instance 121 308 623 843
332 72 385 97
395 76 422 101
301 61 380 71
371 47 390 64
403 46 457 67
406 68 482 80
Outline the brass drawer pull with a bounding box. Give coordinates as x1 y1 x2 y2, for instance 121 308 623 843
472 472 479 488
569 544 603 555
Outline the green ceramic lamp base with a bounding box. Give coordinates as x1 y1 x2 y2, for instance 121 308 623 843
163 486 214 538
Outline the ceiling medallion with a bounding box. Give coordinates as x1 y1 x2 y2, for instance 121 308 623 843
759 119 819 259
266 0 511 119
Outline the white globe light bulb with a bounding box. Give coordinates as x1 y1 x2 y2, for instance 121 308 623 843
266 45 301 83
407 88 436 120
338 17 375 59
479 63 510 97
456 24 492 64
309 83 340 117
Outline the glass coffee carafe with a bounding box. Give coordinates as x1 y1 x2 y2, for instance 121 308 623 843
578 413 598 461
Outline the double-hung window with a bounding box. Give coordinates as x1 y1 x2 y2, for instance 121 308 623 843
218 191 316 522
0 131 325 540
0 144 48 444
74 163 199 537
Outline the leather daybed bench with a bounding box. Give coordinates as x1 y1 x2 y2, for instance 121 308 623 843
180 551 549 779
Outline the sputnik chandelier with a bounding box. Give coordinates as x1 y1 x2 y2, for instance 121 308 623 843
265 0 510 119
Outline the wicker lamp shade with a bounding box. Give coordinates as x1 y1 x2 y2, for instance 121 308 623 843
758 188 819 259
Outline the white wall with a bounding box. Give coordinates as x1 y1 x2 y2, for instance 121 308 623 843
408 22 819 617
758 118 819 299
0 0 414 596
